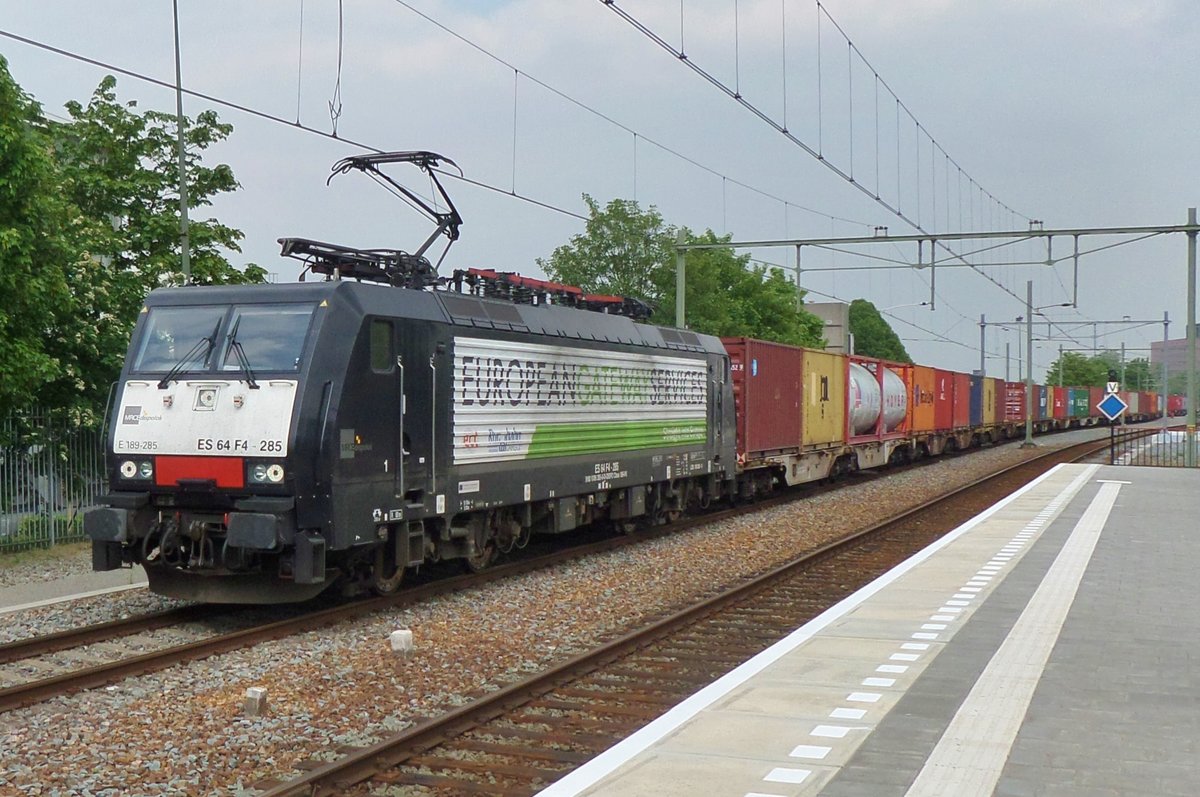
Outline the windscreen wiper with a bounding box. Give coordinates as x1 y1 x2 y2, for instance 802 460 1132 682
226 317 260 390
157 320 221 389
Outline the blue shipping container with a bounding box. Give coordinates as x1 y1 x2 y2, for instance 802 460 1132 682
969 374 984 426
1036 385 1049 420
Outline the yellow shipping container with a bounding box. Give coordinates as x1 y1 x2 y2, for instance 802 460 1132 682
802 349 847 446
983 377 998 425
910 365 938 433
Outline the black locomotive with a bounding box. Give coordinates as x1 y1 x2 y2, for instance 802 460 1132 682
86 153 737 602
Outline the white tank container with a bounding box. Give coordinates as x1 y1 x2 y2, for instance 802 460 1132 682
848 363 909 435
881 367 908 431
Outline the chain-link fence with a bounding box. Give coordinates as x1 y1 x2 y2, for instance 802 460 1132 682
1 410 107 553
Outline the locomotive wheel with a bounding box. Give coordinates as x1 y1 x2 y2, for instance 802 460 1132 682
464 542 496 572
655 509 681 526
371 541 405 595
464 514 497 572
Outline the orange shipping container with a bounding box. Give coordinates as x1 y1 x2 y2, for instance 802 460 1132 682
801 349 847 447
910 365 938 433
953 372 971 427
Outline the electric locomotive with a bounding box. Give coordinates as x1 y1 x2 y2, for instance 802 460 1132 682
85 152 737 602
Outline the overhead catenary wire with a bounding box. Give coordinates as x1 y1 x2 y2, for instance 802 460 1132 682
328 0 344 136
0 26 587 222
596 0 1040 309
4 11 1127 367
0 13 874 234
383 0 872 230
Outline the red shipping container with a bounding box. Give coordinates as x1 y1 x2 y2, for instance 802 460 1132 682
1004 382 1027 422
1089 386 1105 420
952 372 971 427
721 337 803 456
1169 394 1186 416
934 369 955 430
1051 386 1067 419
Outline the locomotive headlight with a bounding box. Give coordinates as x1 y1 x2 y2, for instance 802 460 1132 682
120 460 153 480
249 462 286 484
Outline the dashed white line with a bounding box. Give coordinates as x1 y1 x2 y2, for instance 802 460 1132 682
789 744 832 759
764 767 811 784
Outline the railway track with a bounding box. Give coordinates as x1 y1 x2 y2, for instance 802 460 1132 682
0 439 926 713
0 429 1138 722
253 433 1128 796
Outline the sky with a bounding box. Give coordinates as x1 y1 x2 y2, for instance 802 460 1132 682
2 0 1197 380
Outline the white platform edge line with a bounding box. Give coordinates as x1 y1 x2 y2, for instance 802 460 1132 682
0 582 146 616
534 462 1098 797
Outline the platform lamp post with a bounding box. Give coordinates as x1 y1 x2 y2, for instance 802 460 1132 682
1186 208 1197 467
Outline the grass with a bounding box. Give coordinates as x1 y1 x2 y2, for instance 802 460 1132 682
0 541 90 569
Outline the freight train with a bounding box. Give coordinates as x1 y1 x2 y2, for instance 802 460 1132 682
83 152 1161 603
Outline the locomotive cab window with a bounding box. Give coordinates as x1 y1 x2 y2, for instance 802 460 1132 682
219 305 315 372
133 305 227 372
369 319 394 372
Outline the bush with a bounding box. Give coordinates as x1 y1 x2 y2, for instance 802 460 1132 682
3 513 83 552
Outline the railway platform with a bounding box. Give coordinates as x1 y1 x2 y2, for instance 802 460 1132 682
538 463 1200 796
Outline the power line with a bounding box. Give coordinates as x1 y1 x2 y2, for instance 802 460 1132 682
0 26 587 222
596 0 1041 308
385 0 874 231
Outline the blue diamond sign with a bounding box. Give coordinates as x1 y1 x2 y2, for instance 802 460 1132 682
1097 392 1128 421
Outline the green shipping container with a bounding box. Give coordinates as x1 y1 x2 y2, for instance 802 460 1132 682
1068 387 1090 418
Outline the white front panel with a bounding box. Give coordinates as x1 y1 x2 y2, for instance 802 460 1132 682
113 379 298 457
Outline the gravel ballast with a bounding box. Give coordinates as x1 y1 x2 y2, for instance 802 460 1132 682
0 429 1110 795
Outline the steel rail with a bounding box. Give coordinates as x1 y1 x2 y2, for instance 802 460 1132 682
0 604 215 665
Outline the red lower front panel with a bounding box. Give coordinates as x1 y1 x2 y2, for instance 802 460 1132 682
155 456 245 489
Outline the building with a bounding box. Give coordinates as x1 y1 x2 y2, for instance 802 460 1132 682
1149 325 1200 374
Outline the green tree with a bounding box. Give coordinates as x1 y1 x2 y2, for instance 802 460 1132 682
1045 351 1107 386
539 195 825 347
653 230 824 346
0 66 265 419
1044 351 1156 389
848 300 912 362
1121 357 1154 390
50 75 266 413
537 195 671 301
0 56 76 417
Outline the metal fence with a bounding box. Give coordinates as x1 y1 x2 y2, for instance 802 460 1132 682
1109 424 1200 468
1 410 107 553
